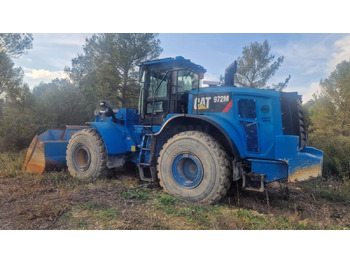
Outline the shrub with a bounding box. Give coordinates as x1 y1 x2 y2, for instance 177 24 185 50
309 135 350 179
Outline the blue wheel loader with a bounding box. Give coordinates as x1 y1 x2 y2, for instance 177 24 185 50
22 56 323 203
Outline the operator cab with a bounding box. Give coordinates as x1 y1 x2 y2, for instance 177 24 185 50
138 56 206 126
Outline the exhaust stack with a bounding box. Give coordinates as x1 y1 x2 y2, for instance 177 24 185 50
224 61 237 86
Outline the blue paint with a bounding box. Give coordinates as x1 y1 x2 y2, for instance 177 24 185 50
89 120 127 155
249 136 323 182
171 153 203 188
249 159 288 182
37 126 86 169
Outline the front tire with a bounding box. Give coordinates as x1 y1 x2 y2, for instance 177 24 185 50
66 129 107 180
157 131 231 203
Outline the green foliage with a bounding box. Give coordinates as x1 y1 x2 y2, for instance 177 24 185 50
157 194 179 206
0 85 38 151
302 100 315 131
77 220 88 228
65 33 163 108
0 34 35 151
307 61 350 179
309 135 350 178
309 61 350 137
0 77 92 151
232 209 321 230
0 52 26 97
0 34 33 98
235 40 291 90
32 78 92 129
0 33 33 57
0 151 26 177
300 179 350 203
121 189 149 201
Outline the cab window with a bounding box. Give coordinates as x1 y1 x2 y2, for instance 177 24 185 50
172 70 199 94
148 72 168 98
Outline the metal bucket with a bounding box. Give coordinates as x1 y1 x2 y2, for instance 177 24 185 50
22 125 87 174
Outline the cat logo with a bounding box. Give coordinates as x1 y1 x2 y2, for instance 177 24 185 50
198 104 208 110
194 97 211 110
193 92 232 113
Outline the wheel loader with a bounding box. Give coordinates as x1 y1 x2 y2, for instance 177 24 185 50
23 56 323 203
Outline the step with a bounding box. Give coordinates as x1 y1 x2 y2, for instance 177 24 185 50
138 166 157 182
139 162 151 167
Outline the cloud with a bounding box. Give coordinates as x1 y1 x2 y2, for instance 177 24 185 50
203 72 220 81
24 68 66 80
33 33 92 47
274 41 329 75
275 34 350 76
284 81 322 103
302 82 322 103
329 35 350 71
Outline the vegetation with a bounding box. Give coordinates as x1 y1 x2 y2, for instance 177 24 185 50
234 40 291 90
0 33 32 96
1 151 349 230
306 61 350 179
65 33 163 109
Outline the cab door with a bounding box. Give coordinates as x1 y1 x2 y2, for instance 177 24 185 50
236 97 260 154
141 70 170 126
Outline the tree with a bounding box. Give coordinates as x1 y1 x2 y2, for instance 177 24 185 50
0 78 92 152
0 83 36 151
309 61 350 137
235 40 291 91
65 33 163 108
32 78 92 129
0 33 33 57
0 34 33 95
307 60 350 178
0 52 25 96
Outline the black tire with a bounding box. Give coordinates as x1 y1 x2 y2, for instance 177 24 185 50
157 131 231 203
66 129 107 181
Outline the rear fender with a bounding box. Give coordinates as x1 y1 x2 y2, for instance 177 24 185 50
155 114 245 159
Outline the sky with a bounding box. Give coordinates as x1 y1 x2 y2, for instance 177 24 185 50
13 33 350 103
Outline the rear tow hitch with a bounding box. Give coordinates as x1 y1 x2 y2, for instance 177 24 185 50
242 172 266 192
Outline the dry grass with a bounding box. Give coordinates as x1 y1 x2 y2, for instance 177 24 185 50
1 151 349 230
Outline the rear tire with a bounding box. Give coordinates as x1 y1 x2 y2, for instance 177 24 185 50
66 129 107 181
157 131 231 203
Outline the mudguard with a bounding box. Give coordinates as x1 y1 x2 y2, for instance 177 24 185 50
155 114 246 159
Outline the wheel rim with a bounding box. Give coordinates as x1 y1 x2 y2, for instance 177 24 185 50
73 145 91 171
172 153 203 188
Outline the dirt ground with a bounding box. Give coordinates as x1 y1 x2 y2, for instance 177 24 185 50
1 166 349 230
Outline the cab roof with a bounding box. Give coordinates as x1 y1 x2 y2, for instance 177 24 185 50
139 56 207 74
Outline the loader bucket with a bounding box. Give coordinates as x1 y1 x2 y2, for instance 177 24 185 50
22 125 87 174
